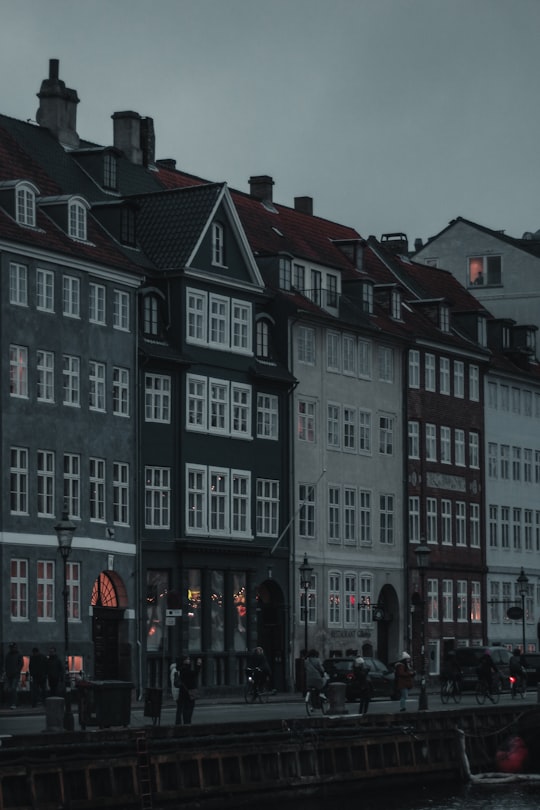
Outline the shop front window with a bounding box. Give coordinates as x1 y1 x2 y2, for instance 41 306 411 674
211 570 224 651
146 570 169 652
233 572 247 650
187 569 201 652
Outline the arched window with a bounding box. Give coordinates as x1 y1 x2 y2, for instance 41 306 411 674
68 198 88 241
15 182 37 227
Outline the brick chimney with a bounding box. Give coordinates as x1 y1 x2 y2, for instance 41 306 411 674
294 196 313 215
249 175 274 202
112 111 143 165
36 59 80 148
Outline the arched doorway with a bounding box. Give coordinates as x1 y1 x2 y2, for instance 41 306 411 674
91 571 130 680
374 584 399 665
256 579 286 691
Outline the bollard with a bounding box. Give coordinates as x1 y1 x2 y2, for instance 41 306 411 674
44 697 65 732
327 681 348 714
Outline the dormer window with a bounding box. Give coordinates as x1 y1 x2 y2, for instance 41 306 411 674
121 207 136 246
326 274 338 308
502 325 511 350
143 294 160 336
68 198 88 241
16 182 37 227
439 304 450 332
279 257 292 290
212 222 225 266
362 281 373 314
103 153 118 190
256 319 272 359
391 289 402 320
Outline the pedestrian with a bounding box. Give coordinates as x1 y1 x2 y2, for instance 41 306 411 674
353 656 373 716
47 647 65 697
4 642 24 709
175 656 202 725
395 651 415 712
249 646 272 692
29 647 48 707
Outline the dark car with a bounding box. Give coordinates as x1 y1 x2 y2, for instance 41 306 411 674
522 652 540 687
453 646 513 691
323 657 394 701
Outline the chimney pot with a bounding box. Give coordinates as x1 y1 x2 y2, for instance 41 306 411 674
36 59 79 148
49 59 59 80
112 111 143 165
414 238 423 252
294 196 313 215
249 175 274 202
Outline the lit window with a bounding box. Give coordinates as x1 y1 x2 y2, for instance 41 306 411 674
468 255 501 286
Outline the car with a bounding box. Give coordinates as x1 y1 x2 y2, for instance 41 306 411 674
323 656 395 701
453 646 513 691
522 652 540 687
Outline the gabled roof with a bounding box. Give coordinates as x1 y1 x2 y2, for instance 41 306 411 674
419 216 540 261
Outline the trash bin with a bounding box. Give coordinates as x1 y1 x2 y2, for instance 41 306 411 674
77 680 133 729
143 687 162 725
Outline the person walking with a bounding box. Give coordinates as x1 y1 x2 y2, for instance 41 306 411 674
47 647 65 697
395 652 415 712
29 647 48 707
4 643 24 709
353 656 373 716
175 656 202 725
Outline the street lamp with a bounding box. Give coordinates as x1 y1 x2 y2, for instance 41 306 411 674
298 554 313 657
415 539 431 711
517 567 529 655
55 508 76 731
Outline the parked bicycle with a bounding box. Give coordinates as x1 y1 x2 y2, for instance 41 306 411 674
509 673 527 698
305 686 328 715
440 677 462 704
244 666 271 704
475 676 501 704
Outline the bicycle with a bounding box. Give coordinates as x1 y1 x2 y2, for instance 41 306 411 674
509 672 527 698
305 686 328 716
440 677 462 704
475 676 501 705
244 667 270 704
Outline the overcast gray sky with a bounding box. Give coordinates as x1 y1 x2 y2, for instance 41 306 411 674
2 0 539 245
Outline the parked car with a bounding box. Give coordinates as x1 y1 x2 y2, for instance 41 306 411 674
523 652 540 687
453 646 513 691
323 657 394 701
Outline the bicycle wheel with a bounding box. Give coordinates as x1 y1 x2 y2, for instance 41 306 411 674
259 687 270 704
475 681 486 705
320 694 328 715
244 682 256 704
305 690 314 716
491 679 502 704
440 681 450 704
452 682 462 704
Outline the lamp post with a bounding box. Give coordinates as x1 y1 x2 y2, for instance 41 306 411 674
517 567 529 655
298 554 313 657
55 508 76 731
415 539 431 711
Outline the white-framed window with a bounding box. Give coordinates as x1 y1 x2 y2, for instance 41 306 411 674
10 344 28 398
427 578 439 621
10 447 28 515
63 453 80 520
209 295 229 347
256 479 279 536
358 575 373 625
16 183 36 226
232 471 249 537
378 346 394 383
343 334 356 375
455 429 465 466
113 461 129 525
361 281 373 314
408 349 420 388
442 579 453 622
298 483 316 539
457 580 468 622
488 442 498 478
143 294 159 336
441 499 452 545
489 581 500 622
439 357 450 395
256 319 270 358
145 374 171 423
298 326 316 365
500 444 510 480
327 403 341 449
10 558 28 619
440 426 451 464
311 269 322 305
300 572 317 626
358 410 371 453
36 268 54 312
453 360 464 398
298 399 316 442
425 353 436 391
37 450 55 516
37 350 54 402
469 365 480 401
89 282 106 324
343 406 356 452
185 465 250 537
67 561 81 621
359 490 371 543
256 393 278 439
379 494 394 544
344 572 357 625
513 507 522 550
89 361 106 411
328 485 341 543
293 263 305 291
501 506 510 549
326 273 338 308
344 487 357 545
9 262 28 306
112 367 129 416
63 275 80 318
456 501 466 546
279 257 291 290
63 355 80 407
469 432 479 468
426 423 437 461
379 415 393 455
187 375 206 431
524 449 532 483
358 340 372 378
37 561 55 620
525 509 533 551
391 289 402 320
471 581 481 622
231 383 251 437
468 255 501 286
209 379 228 433
113 290 130 331
327 331 341 372
328 571 341 625
439 305 450 333
408 496 420 543
212 222 225 266
68 198 87 241
89 457 106 522
427 498 437 543
470 503 480 548
187 289 206 344
145 466 170 529
512 446 521 481
489 505 498 548
231 300 251 352
186 465 206 532
408 420 419 458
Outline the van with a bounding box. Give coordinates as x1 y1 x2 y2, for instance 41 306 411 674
453 646 513 690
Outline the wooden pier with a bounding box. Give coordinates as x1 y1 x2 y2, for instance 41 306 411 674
0 704 537 809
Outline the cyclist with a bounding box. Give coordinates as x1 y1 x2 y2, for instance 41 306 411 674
249 646 272 692
304 649 328 704
476 650 498 693
441 651 462 690
509 648 527 692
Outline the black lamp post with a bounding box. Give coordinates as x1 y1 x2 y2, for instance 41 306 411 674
415 539 431 711
299 554 313 657
517 567 529 655
55 508 76 731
